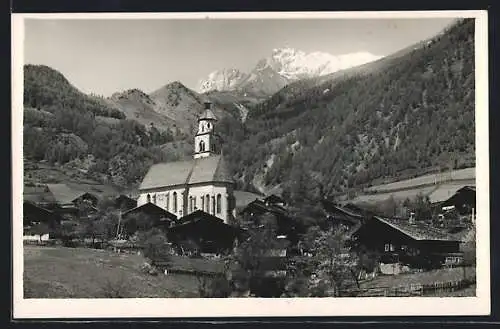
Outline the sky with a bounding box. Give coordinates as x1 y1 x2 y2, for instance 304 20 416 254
24 17 457 97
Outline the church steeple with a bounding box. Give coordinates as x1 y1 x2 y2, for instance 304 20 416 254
194 102 218 159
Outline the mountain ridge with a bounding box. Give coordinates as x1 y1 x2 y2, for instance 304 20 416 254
197 47 381 96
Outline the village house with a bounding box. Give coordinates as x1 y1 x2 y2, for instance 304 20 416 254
167 210 244 255
23 201 62 242
353 215 462 274
321 200 464 274
137 102 236 224
120 202 178 235
240 197 298 244
24 184 100 220
114 194 138 211
320 199 367 237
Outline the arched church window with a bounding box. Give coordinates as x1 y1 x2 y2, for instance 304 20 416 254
173 192 178 213
199 140 205 152
212 196 216 215
166 193 170 211
194 197 197 210
152 194 157 204
201 196 205 212
216 194 222 214
207 122 211 130
147 194 151 203
205 194 210 212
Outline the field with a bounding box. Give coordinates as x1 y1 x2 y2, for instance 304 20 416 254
24 245 200 298
365 168 475 193
351 166 475 205
23 160 122 197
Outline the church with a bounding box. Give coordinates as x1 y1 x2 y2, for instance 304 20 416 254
137 102 236 223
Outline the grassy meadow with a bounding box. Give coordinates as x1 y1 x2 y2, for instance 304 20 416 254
23 245 200 298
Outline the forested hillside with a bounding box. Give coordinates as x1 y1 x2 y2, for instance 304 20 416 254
22 65 242 188
217 19 476 202
23 65 178 187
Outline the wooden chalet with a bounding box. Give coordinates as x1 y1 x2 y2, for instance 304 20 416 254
440 186 476 215
353 216 462 271
167 210 243 255
321 199 368 236
23 201 62 227
114 194 138 211
240 199 298 243
121 202 178 233
23 201 62 240
24 184 100 220
46 184 99 208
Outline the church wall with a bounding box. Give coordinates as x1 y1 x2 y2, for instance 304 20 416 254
138 183 234 223
137 186 186 217
187 185 231 223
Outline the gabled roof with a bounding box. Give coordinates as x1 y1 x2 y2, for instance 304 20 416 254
441 185 476 206
241 199 288 217
428 184 475 204
46 184 87 205
264 194 285 204
199 109 217 121
373 216 459 242
169 210 243 237
122 202 177 221
321 200 365 220
233 190 263 209
139 155 234 190
23 201 60 220
174 210 225 226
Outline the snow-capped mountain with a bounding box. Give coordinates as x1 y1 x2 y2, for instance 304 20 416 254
197 47 382 96
198 68 249 94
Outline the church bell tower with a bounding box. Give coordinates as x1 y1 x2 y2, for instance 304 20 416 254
194 102 218 159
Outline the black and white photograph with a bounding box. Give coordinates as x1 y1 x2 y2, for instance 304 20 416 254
12 11 489 318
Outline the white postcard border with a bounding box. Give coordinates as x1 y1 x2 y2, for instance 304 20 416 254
12 10 490 318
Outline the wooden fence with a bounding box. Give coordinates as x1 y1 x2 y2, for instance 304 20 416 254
351 277 476 297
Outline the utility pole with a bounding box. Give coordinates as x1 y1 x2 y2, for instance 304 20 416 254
116 209 122 240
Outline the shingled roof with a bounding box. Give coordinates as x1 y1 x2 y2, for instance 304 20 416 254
374 216 459 242
139 155 234 190
46 184 87 205
199 109 217 121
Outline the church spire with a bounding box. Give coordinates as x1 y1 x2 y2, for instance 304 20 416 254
194 102 218 159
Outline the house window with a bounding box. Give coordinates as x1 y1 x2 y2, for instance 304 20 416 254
205 194 210 212
199 140 205 152
173 192 178 213
212 196 216 215
401 245 408 251
384 244 390 252
216 194 222 214
390 244 395 252
147 194 151 203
